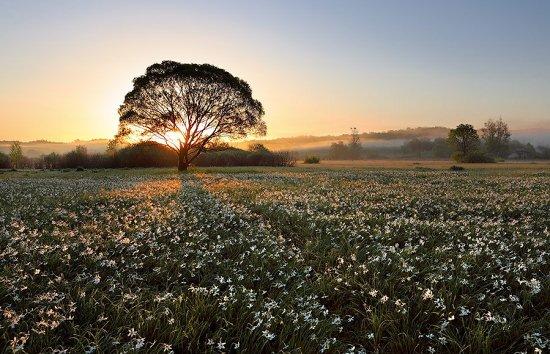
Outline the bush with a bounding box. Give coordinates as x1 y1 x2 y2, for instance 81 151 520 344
452 151 495 163
304 156 320 164
0 152 10 169
116 142 176 168
449 165 465 171
193 148 296 167
276 151 297 167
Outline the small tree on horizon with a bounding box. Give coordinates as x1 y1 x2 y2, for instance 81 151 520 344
481 117 511 158
348 127 362 160
9 141 23 169
116 61 266 171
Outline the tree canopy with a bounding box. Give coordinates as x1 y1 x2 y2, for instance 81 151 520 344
9 142 23 169
481 118 511 158
116 61 266 170
448 124 480 156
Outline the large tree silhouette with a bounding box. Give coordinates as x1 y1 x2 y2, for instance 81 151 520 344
116 61 266 170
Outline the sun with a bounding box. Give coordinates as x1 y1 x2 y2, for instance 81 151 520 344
164 131 182 149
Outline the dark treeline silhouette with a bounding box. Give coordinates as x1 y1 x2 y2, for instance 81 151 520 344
1 142 295 170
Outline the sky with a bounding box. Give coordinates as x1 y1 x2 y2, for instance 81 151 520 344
1 0 549 142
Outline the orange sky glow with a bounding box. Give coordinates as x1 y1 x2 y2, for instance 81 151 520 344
1 1 549 142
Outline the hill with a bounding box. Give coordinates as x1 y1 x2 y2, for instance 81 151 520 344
0 139 110 158
231 127 451 151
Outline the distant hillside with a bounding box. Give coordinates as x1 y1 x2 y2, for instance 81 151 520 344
0 139 110 158
232 127 451 151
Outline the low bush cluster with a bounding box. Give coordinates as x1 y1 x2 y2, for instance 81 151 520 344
452 151 495 163
194 148 295 167
303 156 320 164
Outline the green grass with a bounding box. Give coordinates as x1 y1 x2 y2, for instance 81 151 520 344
1 166 549 353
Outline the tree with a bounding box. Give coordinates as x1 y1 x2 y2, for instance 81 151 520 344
348 127 363 159
9 142 23 169
481 118 511 158
116 61 266 171
537 145 550 159
509 141 537 160
248 143 270 153
448 124 480 156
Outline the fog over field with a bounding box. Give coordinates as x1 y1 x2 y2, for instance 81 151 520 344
2 126 549 158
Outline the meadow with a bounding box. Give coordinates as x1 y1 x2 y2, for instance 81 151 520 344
1 163 549 353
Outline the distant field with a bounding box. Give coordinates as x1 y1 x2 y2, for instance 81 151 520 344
1 167 548 352
300 159 550 170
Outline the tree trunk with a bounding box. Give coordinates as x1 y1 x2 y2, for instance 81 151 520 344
178 149 188 171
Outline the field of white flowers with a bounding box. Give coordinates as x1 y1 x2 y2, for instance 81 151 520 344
1 167 548 353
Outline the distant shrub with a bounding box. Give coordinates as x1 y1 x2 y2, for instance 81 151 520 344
452 151 495 163
276 151 297 167
304 156 320 164
0 152 10 169
449 165 465 171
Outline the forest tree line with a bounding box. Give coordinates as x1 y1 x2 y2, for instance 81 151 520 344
0 141 296 170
